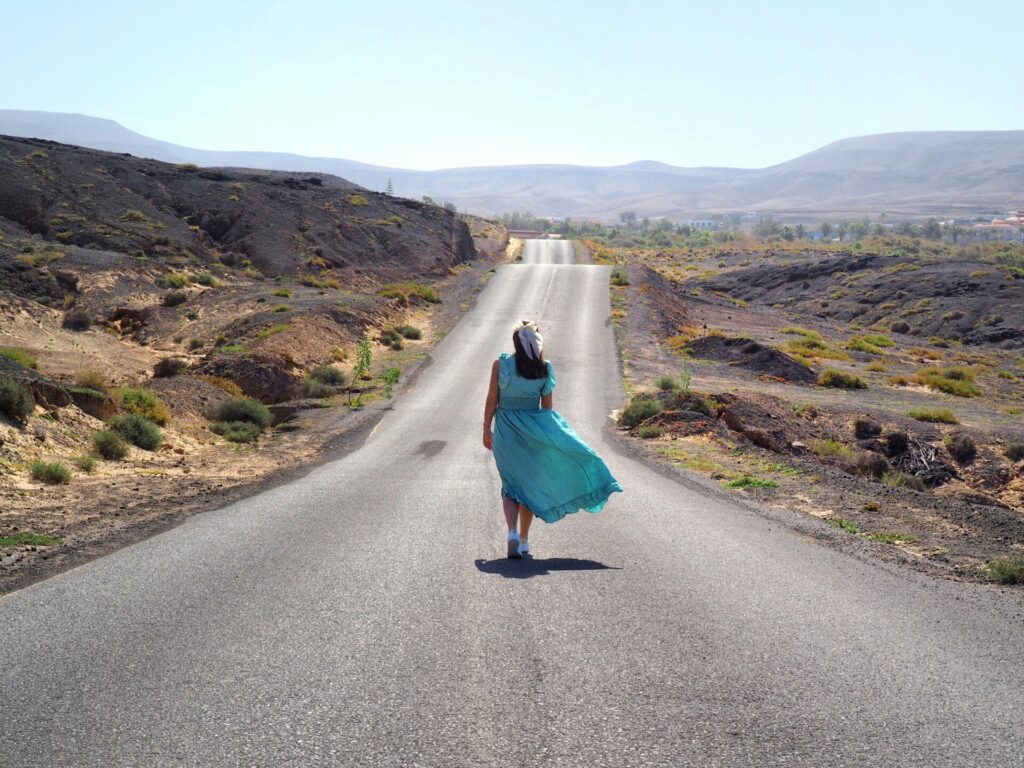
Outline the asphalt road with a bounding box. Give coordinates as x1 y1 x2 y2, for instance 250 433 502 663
2 239 1022 767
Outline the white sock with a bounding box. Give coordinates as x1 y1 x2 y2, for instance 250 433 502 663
507 530 519 540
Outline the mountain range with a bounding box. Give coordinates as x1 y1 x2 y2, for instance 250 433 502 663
2 109 1021 220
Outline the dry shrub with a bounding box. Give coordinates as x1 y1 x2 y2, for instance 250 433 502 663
200 375 243 397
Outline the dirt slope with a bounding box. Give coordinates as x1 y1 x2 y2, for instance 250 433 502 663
0 135 509 591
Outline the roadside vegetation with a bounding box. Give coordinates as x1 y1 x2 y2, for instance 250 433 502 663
581 214 1022 585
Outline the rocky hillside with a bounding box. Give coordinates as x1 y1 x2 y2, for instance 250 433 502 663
0 134 486 386
702 248 1024 349
0 134 474 281
0 134 507 590
4 111 1023 218
598 237 1024 583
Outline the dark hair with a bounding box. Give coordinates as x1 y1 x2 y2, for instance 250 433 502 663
513 330 547 379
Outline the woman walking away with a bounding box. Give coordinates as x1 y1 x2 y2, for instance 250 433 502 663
483 320 622 558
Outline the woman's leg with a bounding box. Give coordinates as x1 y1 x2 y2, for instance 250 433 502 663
502 497 519 533
519 505 534 541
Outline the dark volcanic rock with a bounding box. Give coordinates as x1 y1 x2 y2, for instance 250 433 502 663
854 417 882 439
201 354 299 403
687 335 816 384
718 398 794 453
0 135 478 283
701 250 1024 349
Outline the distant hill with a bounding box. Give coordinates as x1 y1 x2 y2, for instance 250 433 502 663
0 133 475 283
2 110 1022 219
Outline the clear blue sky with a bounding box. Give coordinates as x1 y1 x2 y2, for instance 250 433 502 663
2 0 1019 170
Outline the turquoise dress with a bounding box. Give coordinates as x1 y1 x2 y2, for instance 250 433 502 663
491 353 622 523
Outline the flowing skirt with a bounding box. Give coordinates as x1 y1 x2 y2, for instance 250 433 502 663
492 407 622 523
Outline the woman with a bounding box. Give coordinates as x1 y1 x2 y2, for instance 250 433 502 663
483 320 622 558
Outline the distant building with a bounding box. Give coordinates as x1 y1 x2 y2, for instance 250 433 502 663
685 219 717 230
973 214 1023 240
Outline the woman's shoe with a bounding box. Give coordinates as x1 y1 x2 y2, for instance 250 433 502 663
518 539 530 556
506 531 521 559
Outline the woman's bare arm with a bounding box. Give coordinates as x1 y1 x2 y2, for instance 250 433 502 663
482 359 499 450
541 359 554 409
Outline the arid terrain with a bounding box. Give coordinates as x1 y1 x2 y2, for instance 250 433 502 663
4 111 1024 219
0 135 509 592
593 237 1024 585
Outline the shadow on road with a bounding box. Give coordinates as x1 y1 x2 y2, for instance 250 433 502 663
474 557 620 579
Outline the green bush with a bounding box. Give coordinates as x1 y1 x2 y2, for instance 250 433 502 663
856 334 894 348
725 475 779 489
29 460 71 484
118 387 170 425
93 430 129 459
915 367 981 398
211 397 272 429
0 377 35 421
907 408 958 424
163 290 187 307
108 413 163 450
272 304 292 313
165 272 189 288
637 425 663 439
153 357 189 377
73 454 98 473
0 532 61 547
789 336 827 351
610 270 630 286
817 369 867 389
655 375 676 391
0 347 38 369
272 288 291 298
379 282 440 304
619 397 661 428
846 337 884 355
211 420 262 443
308 364 345 386
987 558 1024 585
395 325 422 340
195 273 219 287
827 518 860 533
1006 442 1024 462
75 370 109 393
868 532 919 544
882 470 926 492
780 326 822 340
255 323 288 340
298 274 340 289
